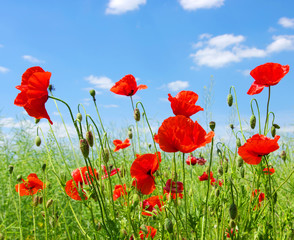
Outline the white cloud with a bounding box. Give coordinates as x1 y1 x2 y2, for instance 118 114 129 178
278 17 294 29
22 55 44 63
179 0 224 10
85 75 114 90
106 0 146 15
237 69 251 76
167 81 189 92
191 33 294 68
0 44 3 48
0 66 9 73
103 104 119 108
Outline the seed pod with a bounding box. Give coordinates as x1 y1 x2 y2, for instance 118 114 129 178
33 196 39 207
237 156 243 168
223 161 228 173
17 175 23 182
35 118 40 124
89 89 96 97
230 220 236 228
8 165 14 174
86 131 94 147
250 115 256 129
103 148 109 163
76 113 82 122
134 108 140 121
209 121 216 131
240 167 245 178
236 138 241 148
46 199 54 208
229 203 238 219
35 136 41 147
229 124 234 130
79 139 89 158
128 129 133 139
218 166 223 176
165 218 173 233
271 126 276 137
38 196 43 204
42 163 46 172
227 93 233 107
280 150 286 161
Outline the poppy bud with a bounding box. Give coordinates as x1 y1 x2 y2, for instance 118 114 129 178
230 220 236 228
48 84 53 92
227 93 233 107
35 118 40 124
240 167 245 178
76 113 82 122
280 150 286 161
35 136 41 147
17 175 22 182
148 143 152 149
33 196 39 207
8 165 14 174
209 121 216 131
229 203 238 219
249 115 256 129
229 124 234 130
218 166 223 176
134 108 140 121
86 131 94 147
271 126 276 137
223 161 228 173
237 156 243 168
80 139 89 158
42 163 46 172
103 148 109 163
236 138 241 148
217 149 222 157
38 196 43 204
46 199 53 208
215 189 220 197
128 129 133 139
165 218 173 233
89 89 96 97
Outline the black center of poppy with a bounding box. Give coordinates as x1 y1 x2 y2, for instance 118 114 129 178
147 169 152 176
127 90 134 96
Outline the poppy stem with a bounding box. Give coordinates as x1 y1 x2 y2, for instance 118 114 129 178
18 185 23 240
32 203 36 240
264 86 271 135
92 99 106 133
182 152 188 237
172 153 179 240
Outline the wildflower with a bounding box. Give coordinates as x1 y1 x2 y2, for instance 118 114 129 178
158 115 214 153
14 67 53 124
130 152 161 195
226 228 237 238
263 167 275 175
15 173 45 196
65 179 87 201
163 179 184 193
110 74 147 96
113 184 127 201
101 165 120 179
238 134 280 165
113 138 131 152
247 62 289 95
139 226 157 239
153 133 159 144
71 166 98 185
142 196 163 216
186 155 207 165
198 171 217 185
252 189 265 210
168 91 203 118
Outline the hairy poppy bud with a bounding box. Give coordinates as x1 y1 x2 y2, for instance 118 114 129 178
35 118 40 124
35 136 41 147
230 220 236 228
273 123 280 129
86 131 94 147
76 113 82 122
237 156 243 168
218 166 223 176
48 84 53 92
134 108 140 121
128 129 133 139
165 218 173 233
42 163 46 172
46 199 53 208
215 189 220 197
209 121 216 131
33 196 39 207
271 126 276 137
217 149 222 157
89 89 96 97
17 175 22 182
236 138 241 148
103 148 109 163
80 139 89 158
227 93 233 107
229 124 234 130
38 196 43 204
8 165 14 174
229 203 238 219
280 150 286 161
250 115 256 129
240 167 245 178
223 161 228 173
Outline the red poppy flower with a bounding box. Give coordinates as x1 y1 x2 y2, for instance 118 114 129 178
198 171 216 185
65 179 88 201
168 91 203 118
226 228 237 238
14 66 53 124
71 166 98 185
113 184 127 201
110 74 147 96
238 134 280 165
101 165 120 179
139 226 157 240
130 152 161 195
186 155 197 165
263 167 275 175
247 63 290 95
142 196 163 216
163 179 184 193
15 173 45 196
158 115 214 153
113 138 131 152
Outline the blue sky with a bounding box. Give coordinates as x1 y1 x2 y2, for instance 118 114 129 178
1 0 294 139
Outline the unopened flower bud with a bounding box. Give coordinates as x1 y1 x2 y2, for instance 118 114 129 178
217 149 222 157
103 148 109 163
76 113 82 122
38 196 43 204
33 196 39 207
17 175 22 182
223 161 228 173
280 150 286 161
165 218 173 233
218 166 223 176
134 108 140 121
209 121 216 131
89 89 96 97
80 139 89 158
42 163 46 172
271 126 276 137
48 84 53 92
128 129 133 139
250 115 256 129
237 156 243 168
229 203 238 219
35 118 40 124
227 93 233 107
86 131 94 147
215 189 220 197
8 165 14 174
35 136 41 147
230 220 236 228
240 167 245 178
229 124 234 130
236 138 241 148
46 199 54 208
273 123 280 129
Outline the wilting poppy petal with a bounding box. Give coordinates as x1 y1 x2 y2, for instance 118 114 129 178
113 138 131 152
15 173 45 196
142 196 163 216
113 184 127 201
101 165 120 179
65 179 87 201
238 134 280 165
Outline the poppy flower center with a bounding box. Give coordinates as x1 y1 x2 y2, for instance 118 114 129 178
127 90 134 96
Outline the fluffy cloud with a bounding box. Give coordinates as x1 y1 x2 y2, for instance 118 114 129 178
85 75 114 90
167 81 189 92
278 17 294 29
103 104 119 108
106 0 146 15
22 55 44 63
191 33 294 68
0 44 3 48
0 66 9 73
179 0 224 10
